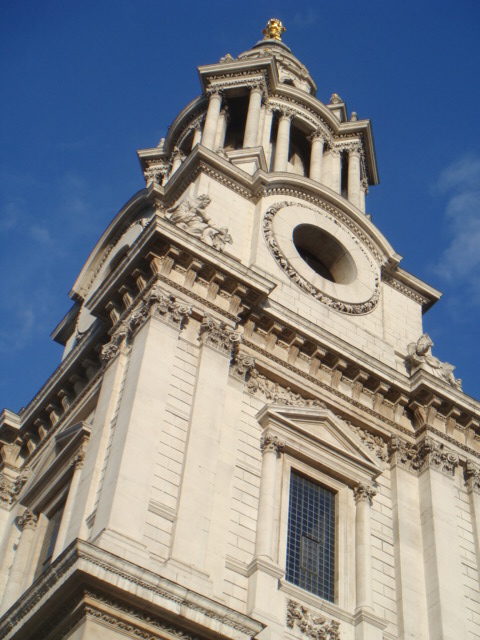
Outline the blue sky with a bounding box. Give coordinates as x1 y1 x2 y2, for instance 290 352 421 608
1 1 480 412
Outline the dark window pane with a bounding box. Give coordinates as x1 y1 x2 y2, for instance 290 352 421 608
286 472 335 601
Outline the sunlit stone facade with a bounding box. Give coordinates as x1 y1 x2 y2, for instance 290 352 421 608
1 20 479 640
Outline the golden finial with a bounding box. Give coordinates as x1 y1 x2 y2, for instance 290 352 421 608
263 18 286 42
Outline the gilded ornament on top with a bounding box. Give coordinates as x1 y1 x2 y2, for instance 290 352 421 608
263 19 286 41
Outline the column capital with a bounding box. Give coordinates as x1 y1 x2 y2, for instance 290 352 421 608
199 314 241 356
278 106 295 121
353 483 376 505
308 129 327 144
361 177 369 194
230 351 255 380
250 83 265 96
18 508 38 531
260 431 285 457
465 460 480 492
348 144 362 158
205 86 225 98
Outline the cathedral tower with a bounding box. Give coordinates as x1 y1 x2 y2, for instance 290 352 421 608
1 20 479 640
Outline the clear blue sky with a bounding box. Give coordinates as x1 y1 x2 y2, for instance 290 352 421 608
1 1 480 412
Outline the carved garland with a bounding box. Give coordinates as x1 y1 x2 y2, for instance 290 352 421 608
263 201 380 315
287 600 340 640
246 364 326 408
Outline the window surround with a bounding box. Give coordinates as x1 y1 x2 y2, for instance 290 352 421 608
255 403 383 614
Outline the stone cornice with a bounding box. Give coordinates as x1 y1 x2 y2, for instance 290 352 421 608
0 539 265 640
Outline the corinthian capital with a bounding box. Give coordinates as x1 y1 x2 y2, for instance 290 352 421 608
260 432 285 457
353 483 376 505
199 315 241 356
19 509 38 531
464 460 480 492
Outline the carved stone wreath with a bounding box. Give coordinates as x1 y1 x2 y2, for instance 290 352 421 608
263 201 380 315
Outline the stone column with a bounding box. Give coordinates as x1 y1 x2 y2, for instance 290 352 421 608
348 146 362 208
261 106 274 167
243 85 263 148
169 316 240 580
330 148 342 194
1 509 38 612
247 431 285 619
353 483 376 610
201 90 223 150
191 122 202 148
255 432 285 559
214 109 228 151
273 110 293 172
52 442 88 561
417 437 466 640
309 131 325 183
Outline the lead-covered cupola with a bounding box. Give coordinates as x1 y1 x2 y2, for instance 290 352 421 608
138 18 378 214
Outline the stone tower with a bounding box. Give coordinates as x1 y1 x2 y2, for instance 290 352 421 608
1 19 479 640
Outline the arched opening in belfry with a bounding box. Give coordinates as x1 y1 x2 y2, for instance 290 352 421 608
223 94 249 151
287 124 310 177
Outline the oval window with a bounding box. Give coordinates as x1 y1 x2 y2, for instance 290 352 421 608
292 224 357 285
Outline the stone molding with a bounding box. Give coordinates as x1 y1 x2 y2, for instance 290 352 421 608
352 483 376 505
246 366 326 408
388 435 459 477
382 274 431 306
260 431 285 457
101 283 192 364
262 201 380 315
0 539 265 640
286 599 341 640
199 315 241 356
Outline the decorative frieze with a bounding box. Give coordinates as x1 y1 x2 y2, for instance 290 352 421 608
286 600 340 640
199 315 241 355
260 432 285 456
246 366 326 408
353 483 377 505
406 333 462 390
388 435 459 477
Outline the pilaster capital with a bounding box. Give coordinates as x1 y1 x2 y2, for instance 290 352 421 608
361 177 369 193
145 285 192 329
230 351 255 380
353 483 376 505
260 432 285 457
199 315 241 356
388 434 459 477
19 508 38 531
71 438 89 470
465 460 480 492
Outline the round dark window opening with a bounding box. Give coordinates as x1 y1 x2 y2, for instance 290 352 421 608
292 224 357 285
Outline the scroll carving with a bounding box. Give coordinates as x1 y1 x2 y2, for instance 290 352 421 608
230 351 255 380
18 508 38 530
286 600 340 640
